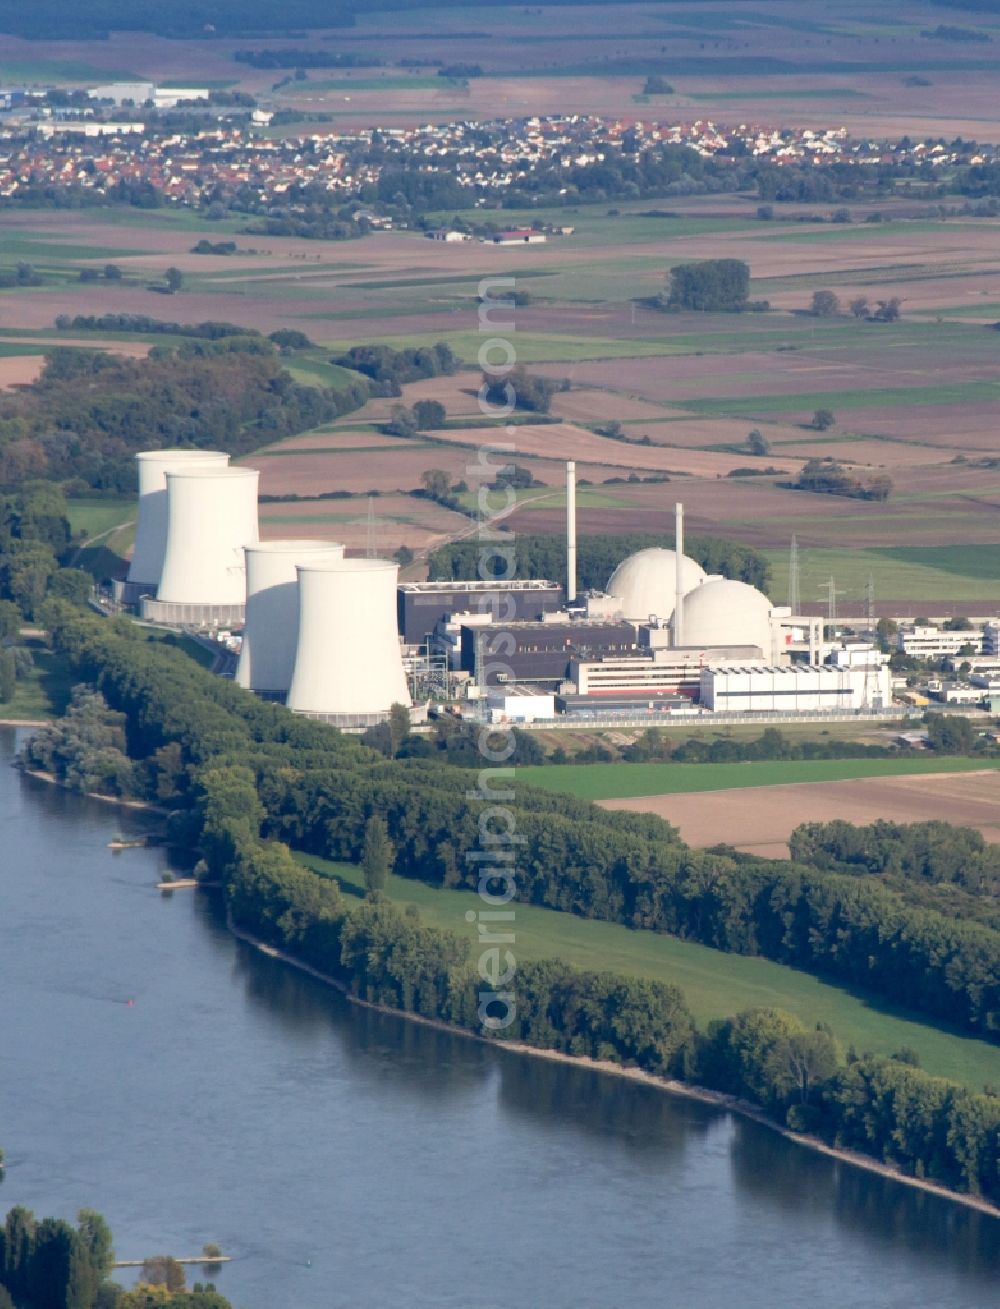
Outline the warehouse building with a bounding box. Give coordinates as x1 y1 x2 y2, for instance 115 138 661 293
700 664 892 713
571 647 762 700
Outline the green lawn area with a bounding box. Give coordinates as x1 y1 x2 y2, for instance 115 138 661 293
517 756 1000 801
1 641 74 720
301 853 1000 1090
286 356 369 389
67 497 134 539
765 544 1000 605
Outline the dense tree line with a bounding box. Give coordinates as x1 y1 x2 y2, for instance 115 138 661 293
21 685 136 797
481 366 559 414
40 605 1000 1041
0 345 367 493
0 482 92 618
791 458 893 502
54 315 260 341
619 725 901 765
429 531 772 591
787 818 1000 929
234 49 383 68
242 209 367 242
30 605 1000 1204
0 1204 230 1307
332 342 459 396
660 259 752 312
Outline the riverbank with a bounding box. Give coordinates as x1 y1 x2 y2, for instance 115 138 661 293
20 766 169 815
226 914 1000 1223
19 753 1000 1220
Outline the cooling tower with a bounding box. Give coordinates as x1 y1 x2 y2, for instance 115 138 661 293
145 466 259 625
127 449 230 593
287 558 411 726
237 539 345 695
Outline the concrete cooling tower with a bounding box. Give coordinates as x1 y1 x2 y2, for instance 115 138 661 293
124 449 230 602
236 539 345 696
287 558 411 727
141 465 259 626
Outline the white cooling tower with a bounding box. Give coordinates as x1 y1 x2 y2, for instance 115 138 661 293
237 539 345 694
287 558 411 724
157 466 260 607
127 449 230 591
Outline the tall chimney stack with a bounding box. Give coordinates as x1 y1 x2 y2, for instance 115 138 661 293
566 460 577 604
674 501 685 646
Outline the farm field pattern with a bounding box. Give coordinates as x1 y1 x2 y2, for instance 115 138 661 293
3 1 1000 606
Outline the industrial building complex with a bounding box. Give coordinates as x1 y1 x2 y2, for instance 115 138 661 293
113 451 981 729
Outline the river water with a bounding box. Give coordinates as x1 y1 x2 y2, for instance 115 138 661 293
1 727 997 1308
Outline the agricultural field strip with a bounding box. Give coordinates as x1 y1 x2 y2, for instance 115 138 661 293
517 758 1000 802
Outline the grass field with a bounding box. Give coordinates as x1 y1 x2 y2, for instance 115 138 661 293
67 497 134 539
517 756 1000 802
300 853 1000 1090
1 641 73 720
765 545 1000 606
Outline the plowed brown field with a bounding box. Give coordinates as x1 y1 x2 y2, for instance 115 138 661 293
601 771 1000 858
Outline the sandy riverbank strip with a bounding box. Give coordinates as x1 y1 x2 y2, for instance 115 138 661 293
20 767 170 815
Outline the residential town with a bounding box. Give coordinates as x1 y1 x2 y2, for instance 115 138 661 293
0 85 992 213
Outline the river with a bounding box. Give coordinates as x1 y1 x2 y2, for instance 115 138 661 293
1 727 997 1308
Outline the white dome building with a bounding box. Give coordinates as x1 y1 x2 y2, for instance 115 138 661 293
680 577 774 656
606 548 706 623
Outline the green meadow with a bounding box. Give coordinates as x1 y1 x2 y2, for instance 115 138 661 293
301 853 1000 1090
765 544 1000 606
516 756 1000 801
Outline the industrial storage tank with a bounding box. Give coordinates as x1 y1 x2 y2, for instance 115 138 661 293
127 449 230 594
606 548 706 623
237 539 345 695
681 577 774 656
287 558 410 726
145 465 260 625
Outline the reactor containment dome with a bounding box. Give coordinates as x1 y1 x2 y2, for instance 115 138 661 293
606 548 706 623
680 577 774 656
237 539 345 695
287 557 410 727
142 465 260 625
126 449 230 599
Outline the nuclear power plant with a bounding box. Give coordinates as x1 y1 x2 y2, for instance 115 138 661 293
287 558 411 726
118 446 891 729
395 461 889 723
237 540 345 695
142 464 260 625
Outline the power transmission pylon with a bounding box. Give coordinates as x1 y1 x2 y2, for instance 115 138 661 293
819 575 845 629
865 573 876 634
